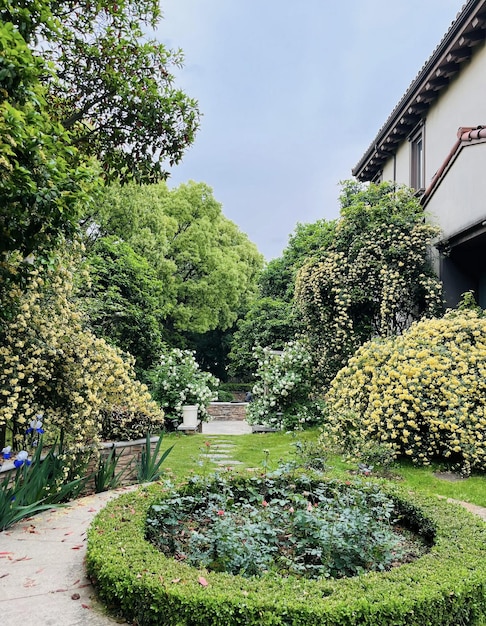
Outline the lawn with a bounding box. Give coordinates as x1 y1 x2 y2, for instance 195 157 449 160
159 428 486 509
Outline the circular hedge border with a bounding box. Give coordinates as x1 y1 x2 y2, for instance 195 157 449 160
86 477 486 626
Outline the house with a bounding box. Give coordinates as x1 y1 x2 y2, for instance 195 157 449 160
352 0 486 308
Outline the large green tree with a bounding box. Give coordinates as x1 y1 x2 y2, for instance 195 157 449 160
81 236 165 373
295 180 444 388
2 0 200 184
82 180 263 353
0 19 98 262
228 219 336 380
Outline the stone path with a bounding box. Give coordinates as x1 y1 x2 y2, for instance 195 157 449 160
199 438 244 467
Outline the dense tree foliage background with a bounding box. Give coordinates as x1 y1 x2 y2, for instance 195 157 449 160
80 181 263 375
229 219 336 380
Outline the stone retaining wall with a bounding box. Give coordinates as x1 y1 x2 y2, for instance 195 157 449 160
207 402 248 421
0 436 165 493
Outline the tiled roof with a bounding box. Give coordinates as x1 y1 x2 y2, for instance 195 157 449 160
352 0 486 181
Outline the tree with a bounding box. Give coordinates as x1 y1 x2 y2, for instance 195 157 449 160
85 181 263 336
0 20 98 262
228 298 298 381
228 219 335 380
42 1 199 183
295 181 444 388
81 236 165 373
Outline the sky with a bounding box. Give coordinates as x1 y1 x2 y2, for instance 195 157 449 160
157 0 465 261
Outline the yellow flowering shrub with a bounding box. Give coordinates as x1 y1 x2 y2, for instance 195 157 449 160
0 254 163 462
324 308 486 474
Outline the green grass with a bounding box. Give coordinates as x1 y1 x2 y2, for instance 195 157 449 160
160 428 486 509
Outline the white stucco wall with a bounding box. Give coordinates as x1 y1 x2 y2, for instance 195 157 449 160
425 142 486 240
378 41 486 240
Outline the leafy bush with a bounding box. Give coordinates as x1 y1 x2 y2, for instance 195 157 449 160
149 348 219 423
100 406 162 441
216 390 234 402
246 342 324 429
146 474 412 579
324 308 486 474
87 479 486 626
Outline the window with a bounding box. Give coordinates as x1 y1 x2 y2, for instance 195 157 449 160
410 125 425 192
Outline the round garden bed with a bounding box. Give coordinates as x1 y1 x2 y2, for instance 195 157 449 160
86 473 486 626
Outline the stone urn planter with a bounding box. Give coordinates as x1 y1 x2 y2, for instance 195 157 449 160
181 404 199 427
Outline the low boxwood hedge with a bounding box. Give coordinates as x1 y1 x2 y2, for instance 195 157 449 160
86 477 486 626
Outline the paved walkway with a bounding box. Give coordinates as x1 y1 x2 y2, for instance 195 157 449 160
1 421 485 626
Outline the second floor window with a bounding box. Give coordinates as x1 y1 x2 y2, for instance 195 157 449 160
410 126 425 192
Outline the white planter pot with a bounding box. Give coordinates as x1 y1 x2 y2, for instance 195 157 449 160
182 404 198 426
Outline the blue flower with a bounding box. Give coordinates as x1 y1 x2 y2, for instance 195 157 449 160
27 417 44 435
2 446 12 460
14 451 31 468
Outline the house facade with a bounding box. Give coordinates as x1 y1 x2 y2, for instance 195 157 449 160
352 0 486 308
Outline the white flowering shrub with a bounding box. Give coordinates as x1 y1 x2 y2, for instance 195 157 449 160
246 342 325 430
149 348 219 423
0 253 164 470
323 307 486 474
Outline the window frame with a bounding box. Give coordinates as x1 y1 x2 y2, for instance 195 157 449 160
409 123 425 193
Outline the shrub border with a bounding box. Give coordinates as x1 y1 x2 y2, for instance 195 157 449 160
86 478 486 626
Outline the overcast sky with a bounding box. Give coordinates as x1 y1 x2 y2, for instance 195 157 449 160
157 1 464 260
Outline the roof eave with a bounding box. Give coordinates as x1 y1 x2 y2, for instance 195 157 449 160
352 0 486 182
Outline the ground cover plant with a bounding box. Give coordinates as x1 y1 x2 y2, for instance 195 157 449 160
145 473 423 579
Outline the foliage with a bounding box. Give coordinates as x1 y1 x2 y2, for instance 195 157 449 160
229 220 335 380
100 406 163 442
324 307 486 474
87 479 486 626
0 18 99 285
146 473 408 579
295 181 444 387
14 0 200 183
216 390 234 402
84 181 263 337
80 235 165 373
259 219 337 302
0 252 163 461
246 342 324 430
136 432 174 483
149 347 219 423
228 298 300 381
0 435 88 531
184 328 234 382
94 445 130 494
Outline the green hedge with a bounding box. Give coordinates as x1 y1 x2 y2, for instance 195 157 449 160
86 479 486 625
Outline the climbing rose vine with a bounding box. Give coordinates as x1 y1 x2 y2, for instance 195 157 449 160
323 306 486 475
295 181 444 388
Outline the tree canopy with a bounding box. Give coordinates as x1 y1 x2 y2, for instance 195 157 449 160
229 218 335 380
2 0 200 184
81 181 263 366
